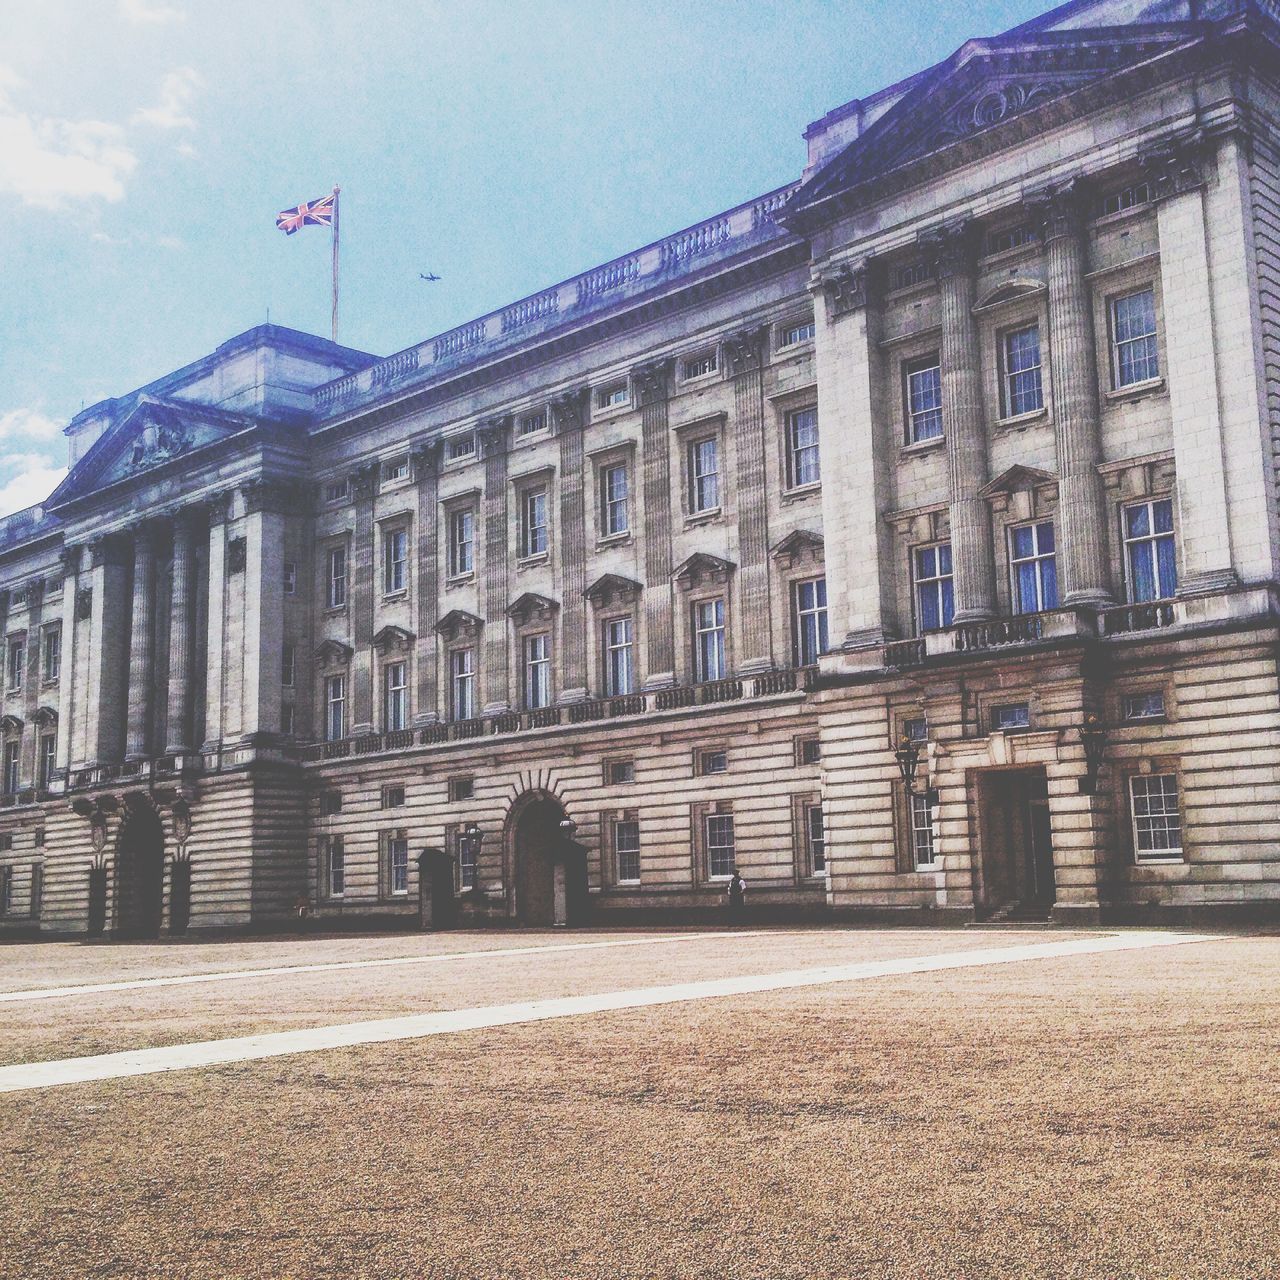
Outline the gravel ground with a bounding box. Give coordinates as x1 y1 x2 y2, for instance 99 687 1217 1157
0 927 1276 1280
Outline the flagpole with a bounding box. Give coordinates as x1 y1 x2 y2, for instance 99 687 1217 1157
331 185 341 344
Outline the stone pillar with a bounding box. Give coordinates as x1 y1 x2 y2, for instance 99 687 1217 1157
635 360 675 689
348 463 379 734
1146 139 1239 594
1037 184 1113 607
125 524 156 760
55 547 80 775
201 494 231 752
412 440 442 724
480 418 512 714
21 577 46 785
811 261 895 648
927 223 996 622
240 481 292 742
725 326 774 673
165 512 197 753
86 534 130 764
553 390 590 702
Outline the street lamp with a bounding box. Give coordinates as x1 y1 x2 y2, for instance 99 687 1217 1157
558 818 578 840
1080 713 1108 795
895 733 923 796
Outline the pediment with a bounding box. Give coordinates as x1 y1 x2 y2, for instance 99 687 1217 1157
506 593 559 626
770 530 825 567
436 609 483 642
313 639 354 666
32 705 58 728
0 715 23 734
372 625 416 653
672 552 735 589
584 573 643 608
980 464 1058 498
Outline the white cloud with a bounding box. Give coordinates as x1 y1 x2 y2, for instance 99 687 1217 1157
0 67 137 208
118 0 186 23
175 140 198 159
132 66 202 131
0 408 63 444
0 465 67 518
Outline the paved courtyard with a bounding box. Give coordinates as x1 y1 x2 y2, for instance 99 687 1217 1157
0 925 1276 1279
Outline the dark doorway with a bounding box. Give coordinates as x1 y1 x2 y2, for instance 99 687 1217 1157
512 795 587 927
87 865 107 937
417 849 457 930
115 797 166 939
976 769 1056 919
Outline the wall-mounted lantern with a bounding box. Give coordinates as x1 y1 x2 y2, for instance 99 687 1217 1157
1080 713 1108 795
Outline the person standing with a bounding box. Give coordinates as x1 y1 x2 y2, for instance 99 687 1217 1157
727 872 747 919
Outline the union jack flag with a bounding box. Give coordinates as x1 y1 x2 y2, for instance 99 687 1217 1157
276 193 335 235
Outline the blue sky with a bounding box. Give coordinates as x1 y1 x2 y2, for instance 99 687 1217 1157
0 0 1052 515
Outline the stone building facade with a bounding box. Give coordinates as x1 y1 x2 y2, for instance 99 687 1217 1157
2 0 1279 935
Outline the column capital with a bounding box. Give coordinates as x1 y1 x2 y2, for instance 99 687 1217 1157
549 389 589 433
410 437 443 479
810 260 878 319
127 522 159 555
632 360 673 407
1031 178 1092 243
201 490 235 525
242 477 309 516
478 415 512 458
920 221 981 281
1140 133 1210 202
724 324 771 376
348 460 380 501
87 532 131 569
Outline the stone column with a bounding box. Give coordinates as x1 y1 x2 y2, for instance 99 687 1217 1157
1038 183 1112 606
927 222 996 622
412 440 442 724
811 261 895 648
480 417 512 714
125 524 156 760
635 359 675 689
55 547 80 775
348 463 379 734
725 326 774 673
201 493 232 753
87 534 131 764
165 512 197 753
553 390 590 702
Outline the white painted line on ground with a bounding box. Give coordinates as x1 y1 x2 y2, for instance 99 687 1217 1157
0 931 801 1004
0 931 1216 1094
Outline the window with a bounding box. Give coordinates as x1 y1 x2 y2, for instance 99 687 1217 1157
693 598 726 682
1111 287 1159 387
607 759 635 785
7 638 24 691
41 627 60 683
324 674 346 742
321 790 343 816
281 704 296 736
603 617 634 697
283 561 297 595
448 508 475 577
324 478 350 503
518 410 547 437
1000 323 1044 417
387 833 410 896
446 434 476 461
39 733 55 790
382 527 408 595
785 407 821 489
806 804 826 875
326 836 345 898
1130 774 1183 860
780 317 815 347
3 740 19 795
600 463 629 537
523 633 551 710
597 381 629 409
914 543 954 633
699 749 728 776
894 262 931 291
450 649 476 721
30 862 42 917
383 784 406 808
909 792 936 868
326 546 347 609
614 818 641 883
0 866 10 915
688 437 719 513
457 825 478 888
985 223 1035 256
1097 182 1150 218
520 486 548 558
384 661 408 731
991 703 1031 732
382 455 410 484
281 643 296 688
792 578 828 666
0 834 11 852
705 813 736 879
1123 691 1166 722
797 737 821 766
1124 499 1177 602
682 350 717 380
905 354 943 443
449 776 474 802
1010 521 1058 614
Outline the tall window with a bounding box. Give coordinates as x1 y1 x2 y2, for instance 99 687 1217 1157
450 648 476 721
41 627 60 683
910 792 936 868
523 633 551 710
1001 323 1044 417
7 638 24 691
689 437 719 513
1130 774 1183 860
600 463 629 536
785 407 821 488
387 833 409 895
806 803 826 875
382 527 408 594
326 836 345 898
39 733 56 790
693 598 726 682
1010 522 1058 613
914 543 954 633
1124 499 1177 602
384 661 407 731
457 827 478 890
283 561 297 595
604 617 634 696
323 674 346 742
449 509 474 576
281 643 296 688
521 487 548 557
326 546 347 609
2 740 19 794
1111 287 1159 387
905 354 943 443
793 578 828 666
705 812 736 879
614 818 641 884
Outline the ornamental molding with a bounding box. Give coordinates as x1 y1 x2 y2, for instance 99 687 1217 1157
506 592 560 626
549 389 589 434
1030 177 1093 243
723 325 770 376
919 221 981 280
584 573 643 609
478 416 513 458
632 359 674 407
1140 133 1210 202
372 625 416 654
313 639 354 666
811 261 877 318
436 609 483 642
672 552 735 590
770 529 825 568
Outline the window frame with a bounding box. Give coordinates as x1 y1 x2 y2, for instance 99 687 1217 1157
687 435 720 515
599 461 630 538
383 659 408 731
323 673 347 742
704 811 736 880
40 625 61 684
602 615 635 697
1128 772 1184 862
522 631 552 711
6 636 24 692
791 576 829 667
447 506 476 579
999 321 1045 420
912 542 955 635
519 484 550 560
449 646 476 722
903 352 943 445
382 525 409 596
1008 520 1058 615
325 544 348 610
1123 498 1177 603
385 830 410 897
784 405 821 491
613 814 641 884
324 835 345 899
692 597 727 683
1109 286 1160 389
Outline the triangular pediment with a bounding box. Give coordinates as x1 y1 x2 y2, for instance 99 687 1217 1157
313 639 354 666
436 609 483 641
584 573 643 607
672 552 735 587
980 464 1058 498
506 593 559 625
770 530 825 564
372 625 416 653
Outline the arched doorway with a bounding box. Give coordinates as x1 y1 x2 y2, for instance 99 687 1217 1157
114 796 165 939
508 793 588 927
